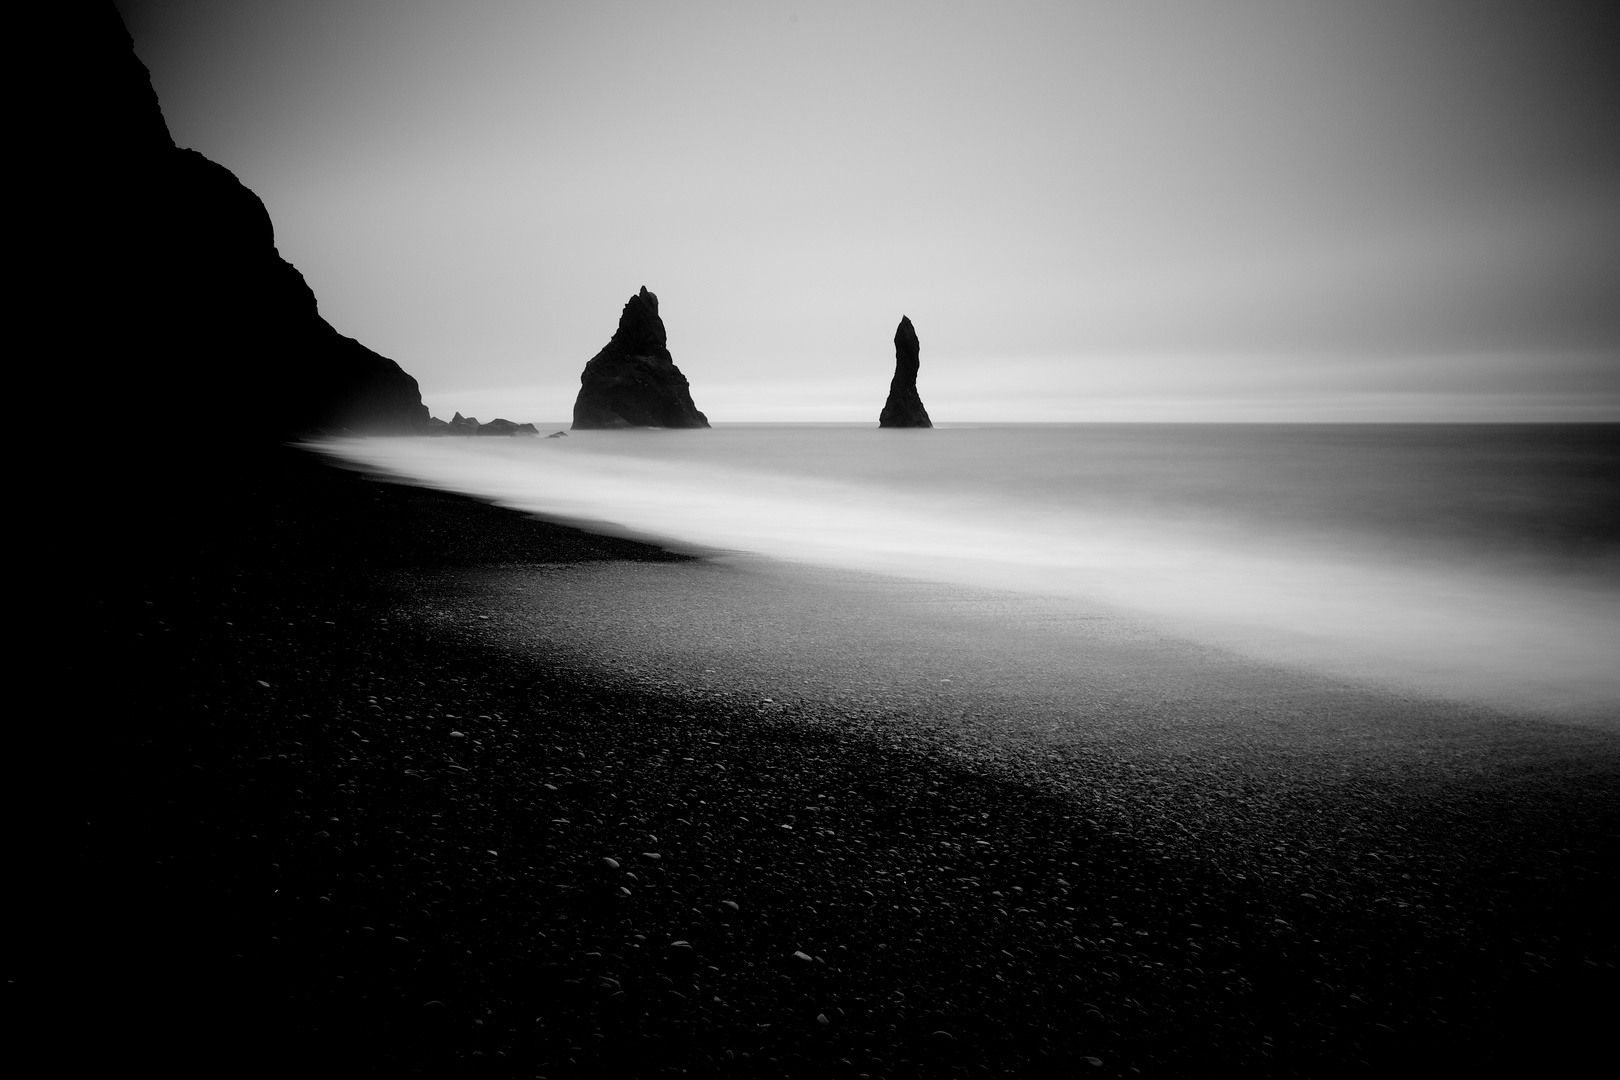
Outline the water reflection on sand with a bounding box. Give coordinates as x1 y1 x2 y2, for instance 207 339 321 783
313 424 1620 721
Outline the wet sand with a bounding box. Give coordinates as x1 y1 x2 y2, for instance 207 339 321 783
50 447 1619 1077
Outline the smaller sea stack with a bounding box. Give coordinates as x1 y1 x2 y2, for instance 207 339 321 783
572 287 709 429
879 316 932 428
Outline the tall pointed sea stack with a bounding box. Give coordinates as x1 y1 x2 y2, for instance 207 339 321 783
572 287 710 429
878 316 932 428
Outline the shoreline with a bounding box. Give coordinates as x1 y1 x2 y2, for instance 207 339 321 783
57 446 1618 1076
314 430 1620 725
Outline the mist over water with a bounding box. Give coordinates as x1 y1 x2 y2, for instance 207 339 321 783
316 424 1620 720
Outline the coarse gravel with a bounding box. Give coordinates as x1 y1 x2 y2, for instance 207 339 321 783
46 446 1618 1078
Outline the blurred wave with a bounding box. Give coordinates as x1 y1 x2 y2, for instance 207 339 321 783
314 424 1620 719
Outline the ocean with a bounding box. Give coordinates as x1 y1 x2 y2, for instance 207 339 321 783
315 423 1620 720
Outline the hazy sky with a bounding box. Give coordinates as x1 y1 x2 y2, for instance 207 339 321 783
118 0 1620 422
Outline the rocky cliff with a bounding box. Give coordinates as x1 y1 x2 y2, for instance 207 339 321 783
878 316 933 428
572 288 709 429
53 3 428 440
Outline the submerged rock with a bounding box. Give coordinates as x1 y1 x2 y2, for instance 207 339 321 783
475 418 538 436
572 288 709 429
879 316 932 428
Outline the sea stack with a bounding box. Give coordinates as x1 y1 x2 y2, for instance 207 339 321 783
571 288 709 429
878 316 932 428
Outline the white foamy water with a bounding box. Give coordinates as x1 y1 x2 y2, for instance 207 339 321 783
313 424 1620 720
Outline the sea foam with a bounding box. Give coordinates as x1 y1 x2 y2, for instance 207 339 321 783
314 424 1620 720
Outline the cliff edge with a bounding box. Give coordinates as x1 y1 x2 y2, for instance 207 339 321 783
50 2 428 440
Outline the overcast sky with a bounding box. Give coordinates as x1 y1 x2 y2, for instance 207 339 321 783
119 0 1620 422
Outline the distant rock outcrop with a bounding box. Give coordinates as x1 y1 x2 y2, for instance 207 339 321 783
429 414 538 436
475 418 538 437
572 288 709 429
878 316 932 428
56 3 429 440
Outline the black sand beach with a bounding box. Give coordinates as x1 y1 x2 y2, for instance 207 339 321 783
55 446 1617 1077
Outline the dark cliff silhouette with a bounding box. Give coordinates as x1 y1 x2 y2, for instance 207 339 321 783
879 316 933 428
49 2 428 441
572 287 710 429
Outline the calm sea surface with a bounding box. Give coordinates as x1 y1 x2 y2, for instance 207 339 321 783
316 424 1620 718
